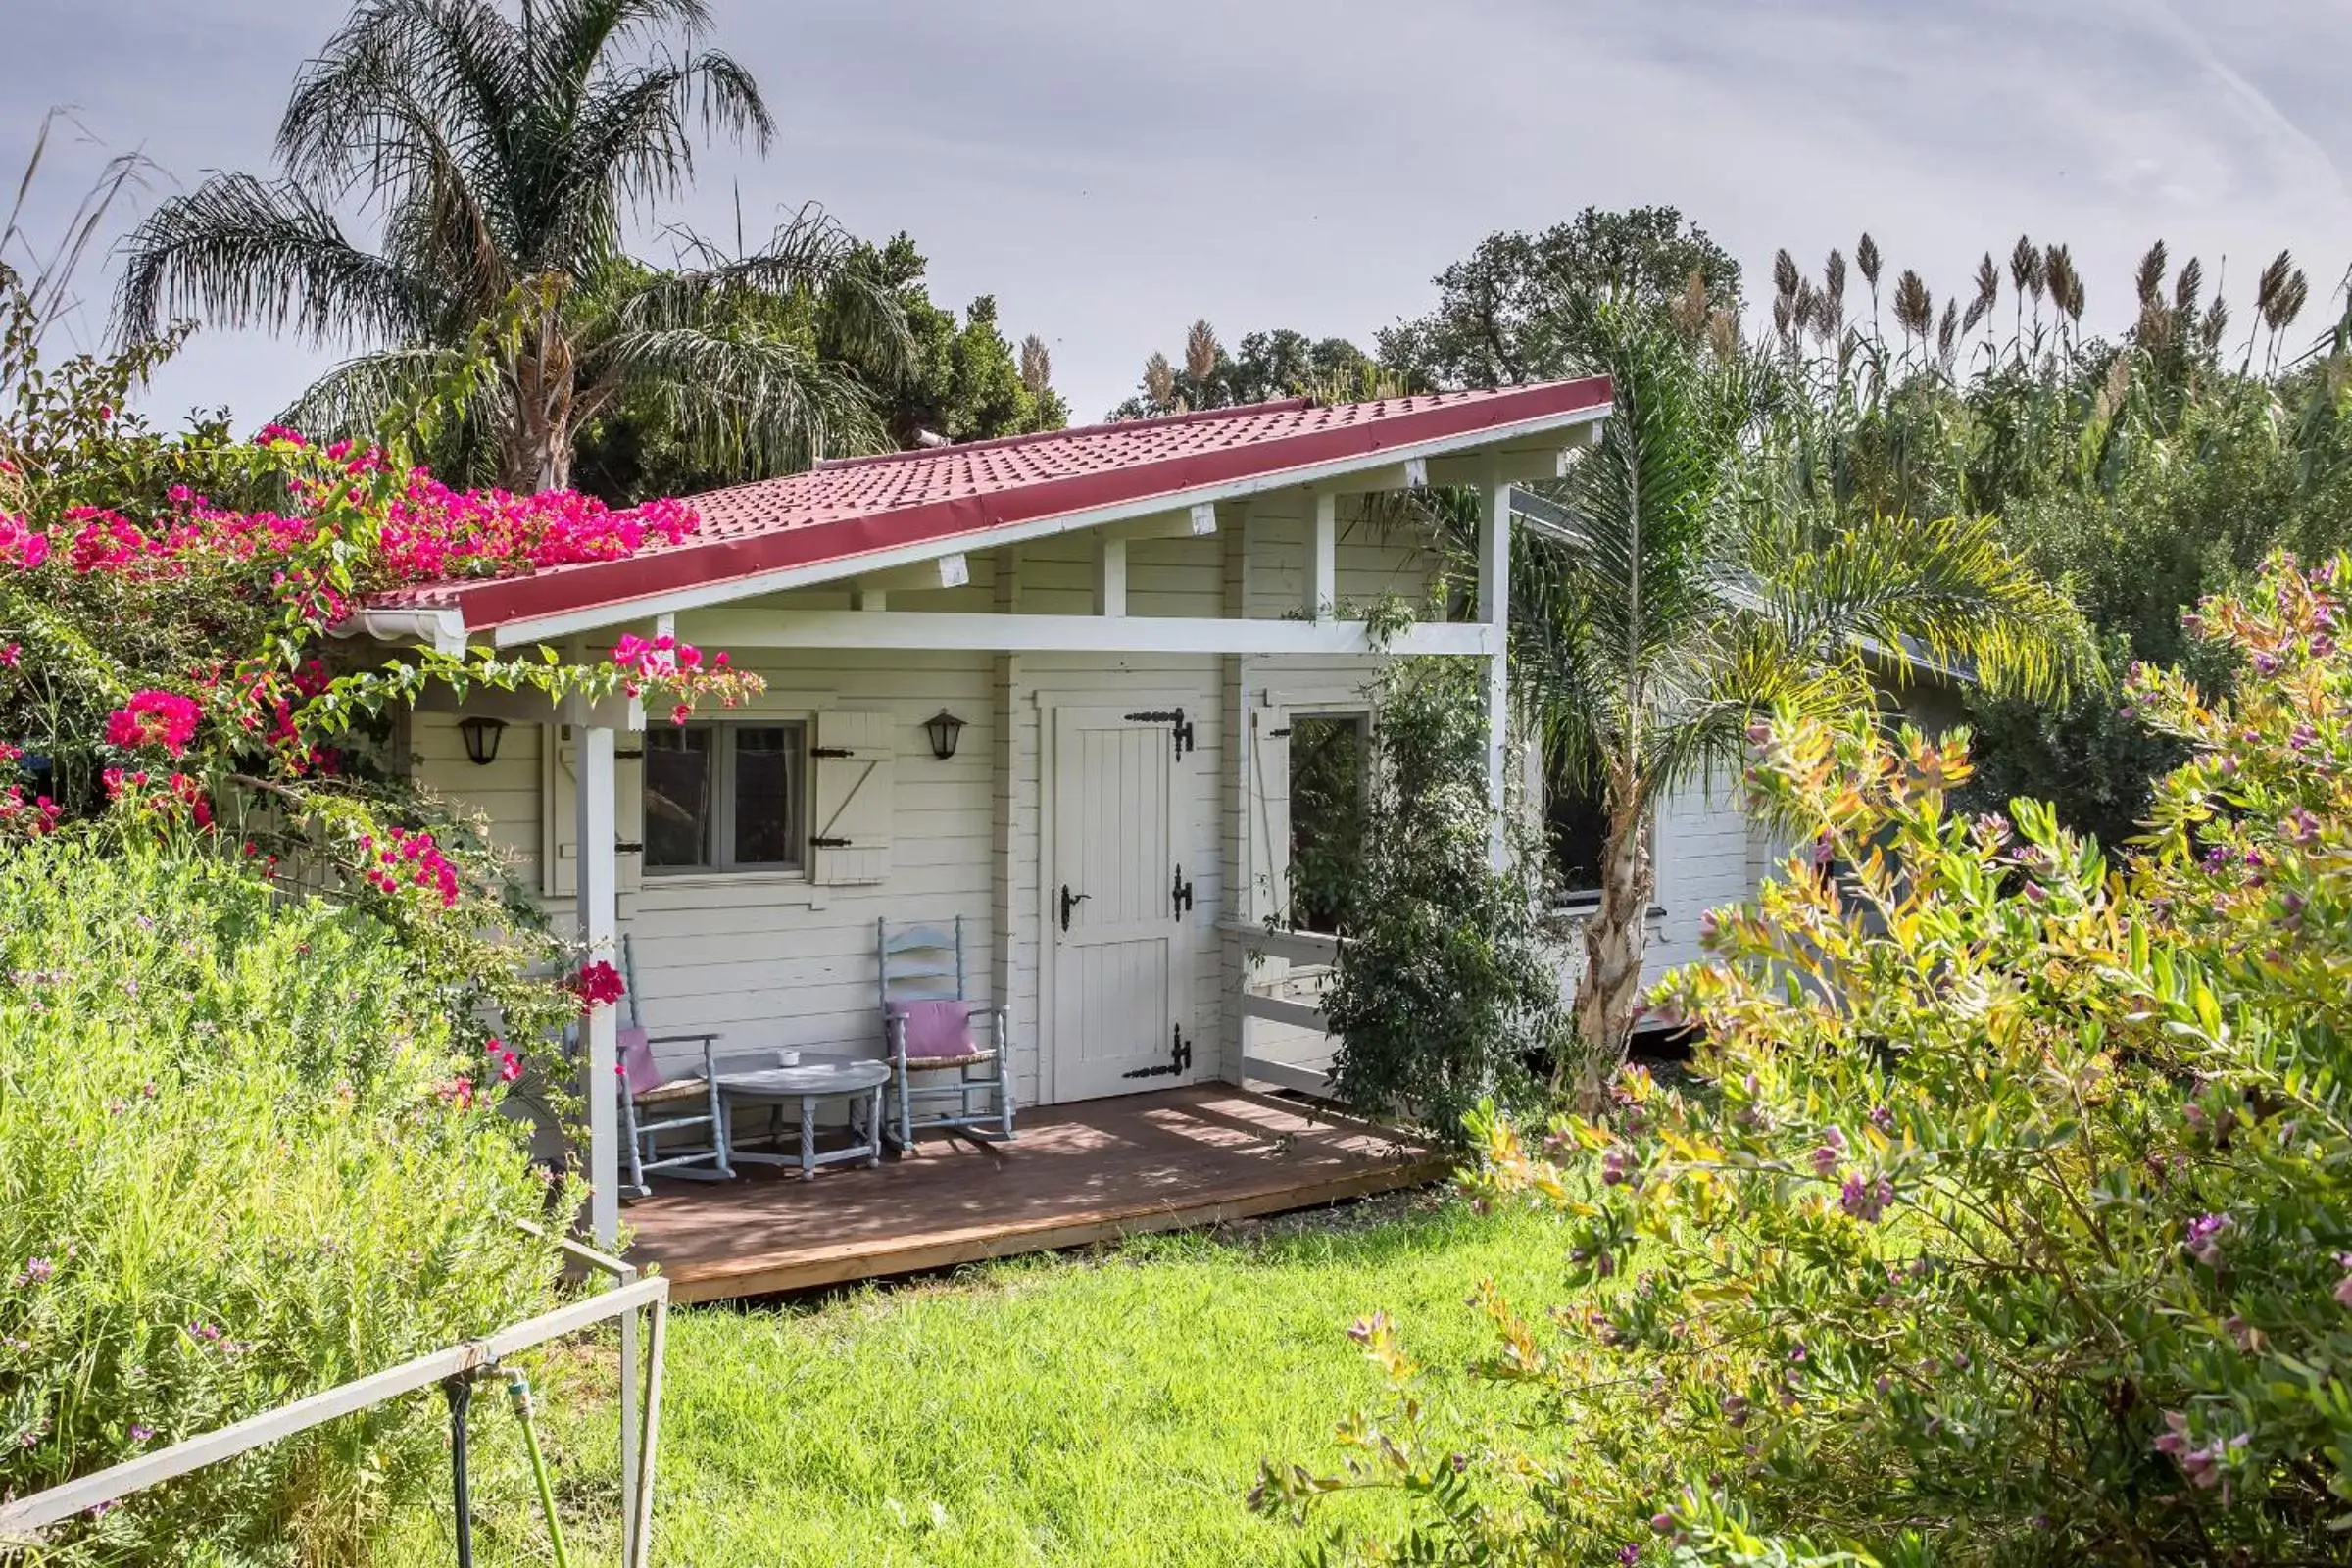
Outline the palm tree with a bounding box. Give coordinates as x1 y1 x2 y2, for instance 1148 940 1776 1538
1513 301 2088 1080
117 0 907 491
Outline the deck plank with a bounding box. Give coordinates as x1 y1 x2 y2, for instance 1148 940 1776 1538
624 1085 1446 1302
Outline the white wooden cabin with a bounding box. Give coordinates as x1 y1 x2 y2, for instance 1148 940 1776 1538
345 381 1789 1246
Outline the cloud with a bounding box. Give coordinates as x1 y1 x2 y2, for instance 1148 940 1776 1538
1 0 2347 439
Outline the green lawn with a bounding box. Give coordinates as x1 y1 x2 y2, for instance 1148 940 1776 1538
387 1192 1566 1566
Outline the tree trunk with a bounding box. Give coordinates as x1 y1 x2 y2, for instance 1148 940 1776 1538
1572 795 1656 1102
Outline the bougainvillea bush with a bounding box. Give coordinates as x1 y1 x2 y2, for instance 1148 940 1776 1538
1256 553 2352 1565
0 843 568 1564
0 265 759 1559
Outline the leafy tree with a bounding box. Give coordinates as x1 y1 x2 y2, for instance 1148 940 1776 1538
116 0 908 490
1378 205 1741 389
1760 230 2352 845
1262 556 2352 1562
1309 658 1564 1142
861 233 1067 445
1513 300 2082 1077
1111 319 1380 418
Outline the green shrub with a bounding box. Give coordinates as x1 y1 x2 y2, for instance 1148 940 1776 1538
1257 552 2352 1563
1312 659 1565 1142
0 840 573 1565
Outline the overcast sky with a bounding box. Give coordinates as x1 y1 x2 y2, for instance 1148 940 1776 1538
6 0 2352 432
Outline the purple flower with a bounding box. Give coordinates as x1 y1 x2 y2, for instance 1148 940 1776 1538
2289 723 2318 753
1618 1547 1642 1566
1723 1394 1750 1428
14 1257 53 1287
2023 881 2048 903
2285 807 2321 847
1650 1511 1676 1535
1600 1147 1632 1187
1810 1125 1847 1178
1840 1173 1895 1223
1867 1104 1894 1134
128 1424 154 1444
2185 1212 2233 1267
1745 720 1772 747
2254 652 2280 676
2204 845 2230 872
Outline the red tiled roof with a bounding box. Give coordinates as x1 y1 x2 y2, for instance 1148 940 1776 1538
375 377 1610 633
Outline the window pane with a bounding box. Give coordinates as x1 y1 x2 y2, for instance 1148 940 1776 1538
731 725 797 866
1547 764 1608 895
644 726 712 868
1288 715 1366 934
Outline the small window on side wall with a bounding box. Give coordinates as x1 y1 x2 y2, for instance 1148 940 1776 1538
645 721 805 873
1546 765 1609 899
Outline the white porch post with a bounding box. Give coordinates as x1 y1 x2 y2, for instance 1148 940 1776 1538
574 718 621 1246
1305 490 1337 621
1094 536 1128 616
1478 473 1512 869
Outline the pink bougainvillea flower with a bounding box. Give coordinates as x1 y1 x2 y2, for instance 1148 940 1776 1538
104 690 203 758
568 959 627 1011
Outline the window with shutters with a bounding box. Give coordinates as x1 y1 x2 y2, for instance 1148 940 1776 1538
644 721 805 873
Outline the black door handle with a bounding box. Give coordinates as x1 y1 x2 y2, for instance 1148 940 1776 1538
1059 884 1091 931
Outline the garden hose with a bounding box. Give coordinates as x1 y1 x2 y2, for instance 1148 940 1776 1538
504 1366 570 1568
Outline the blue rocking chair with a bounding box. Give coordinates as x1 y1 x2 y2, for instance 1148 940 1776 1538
877 916 1014 1148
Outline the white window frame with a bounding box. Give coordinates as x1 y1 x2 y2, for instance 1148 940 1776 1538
644 719 808 876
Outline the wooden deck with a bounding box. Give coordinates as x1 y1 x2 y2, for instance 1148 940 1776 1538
624 1085 1446 1302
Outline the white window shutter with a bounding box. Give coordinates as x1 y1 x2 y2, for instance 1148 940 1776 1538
1250 707 1291 922
542 724 577 899
616 740 645 896
543 723 645 897
808 710 895 885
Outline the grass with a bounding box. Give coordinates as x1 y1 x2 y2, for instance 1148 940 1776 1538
383 1191 1570 1566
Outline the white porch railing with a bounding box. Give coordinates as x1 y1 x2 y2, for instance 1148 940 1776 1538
1227 922 1345 1099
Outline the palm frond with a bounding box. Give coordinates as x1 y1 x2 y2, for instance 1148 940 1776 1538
114 172 438 345
585 322 888 474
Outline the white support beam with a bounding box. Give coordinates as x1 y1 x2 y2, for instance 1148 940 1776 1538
1095 535 1128 617
1478 469 1512 869
571 716 621 1247
1305 491 1337 622
1426 443 1582 489
677 608 1497 658
855 552 969 594
1106 503 1220 542
1314 458 1430 497
853 587 888 612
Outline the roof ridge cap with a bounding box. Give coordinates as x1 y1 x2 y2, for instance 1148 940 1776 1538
810 396 1322 472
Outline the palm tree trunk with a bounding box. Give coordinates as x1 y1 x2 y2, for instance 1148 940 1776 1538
1572 795 1654 1100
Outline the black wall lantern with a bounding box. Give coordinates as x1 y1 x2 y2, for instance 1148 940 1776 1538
458 714 508 767
923 709 966 760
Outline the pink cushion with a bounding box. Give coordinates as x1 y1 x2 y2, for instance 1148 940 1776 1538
888 1000 976 1061
617 1027 664 1095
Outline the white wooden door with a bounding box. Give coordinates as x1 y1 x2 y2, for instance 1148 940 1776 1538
1049 706 1194 1099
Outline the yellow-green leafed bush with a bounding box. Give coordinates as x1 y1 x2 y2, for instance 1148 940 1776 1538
1260 553 2352 1564
0 842 574 1565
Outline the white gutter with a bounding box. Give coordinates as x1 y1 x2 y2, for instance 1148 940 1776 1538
338 605 470 655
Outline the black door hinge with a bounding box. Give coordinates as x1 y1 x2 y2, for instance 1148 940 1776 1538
810 836 853 849
1123 707 1195 758
615 840 644 856
810 746 854 760
1123 1023 1193 1080
1170 863 1193 920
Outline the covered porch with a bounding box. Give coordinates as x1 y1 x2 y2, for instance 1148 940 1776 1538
623 1084 1445 1302
364 380 1612 1256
